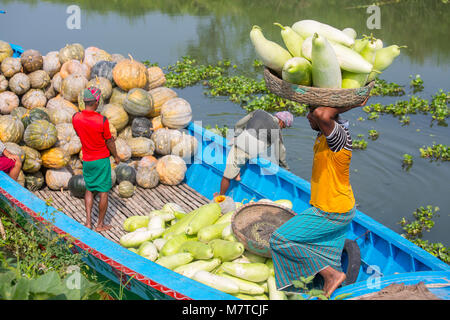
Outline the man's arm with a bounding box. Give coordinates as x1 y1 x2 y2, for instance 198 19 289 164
106 138 120 164
278 140 289 170
234 111 255 137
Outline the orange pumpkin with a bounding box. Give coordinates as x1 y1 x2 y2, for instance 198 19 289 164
112 56 148 91
60 59 91 79
138 155 158 169
151 116 164 131
41 147 70 169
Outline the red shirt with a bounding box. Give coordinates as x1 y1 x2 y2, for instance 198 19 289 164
72 110 112 162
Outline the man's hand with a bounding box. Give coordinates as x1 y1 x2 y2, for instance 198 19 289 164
114 155 120 165
4 151 20 162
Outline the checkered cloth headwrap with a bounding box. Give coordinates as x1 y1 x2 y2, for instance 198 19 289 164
83 86 102 103
275 111 294 128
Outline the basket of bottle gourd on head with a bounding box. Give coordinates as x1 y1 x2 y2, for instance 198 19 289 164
250 20 405 108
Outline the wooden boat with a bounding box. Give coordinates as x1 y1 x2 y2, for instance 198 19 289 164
1 44 449 300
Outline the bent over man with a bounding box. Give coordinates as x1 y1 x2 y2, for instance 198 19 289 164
72 87 120 232
216 110 293 196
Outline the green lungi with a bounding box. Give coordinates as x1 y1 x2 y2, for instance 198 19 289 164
82 157 112 193
269 206 356 292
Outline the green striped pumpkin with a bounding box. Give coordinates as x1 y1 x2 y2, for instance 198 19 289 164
0 115 24 143
23 119 57 150
118 181 135 198
123 88 153 116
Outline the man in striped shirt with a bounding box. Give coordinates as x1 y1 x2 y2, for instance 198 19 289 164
270 99 368 298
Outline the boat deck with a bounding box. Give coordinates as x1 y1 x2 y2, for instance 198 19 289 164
34 183 210 244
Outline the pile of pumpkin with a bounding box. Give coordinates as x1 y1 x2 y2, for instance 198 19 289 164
0 40 197 198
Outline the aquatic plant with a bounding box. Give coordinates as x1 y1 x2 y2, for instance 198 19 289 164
399 205 449 263
368 129 379 140
402 154 413 170
409 74 424 93
353 134 368 150
419 143 449 162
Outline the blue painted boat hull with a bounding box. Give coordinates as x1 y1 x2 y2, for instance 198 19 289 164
1 43 448 300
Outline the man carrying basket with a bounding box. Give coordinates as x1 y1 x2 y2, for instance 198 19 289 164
269 97 369 298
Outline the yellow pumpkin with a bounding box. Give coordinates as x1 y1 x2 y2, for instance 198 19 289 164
148 87 177 118
41 147 70 169
151 116 164 131
112 56 148 91
156 155 187 186
101 103 129 131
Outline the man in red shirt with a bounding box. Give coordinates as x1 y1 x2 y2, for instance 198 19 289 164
73 87 120 232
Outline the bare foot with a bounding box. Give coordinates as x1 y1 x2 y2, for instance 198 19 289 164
95 224 112 232
84 222 92 229
323 271 346 298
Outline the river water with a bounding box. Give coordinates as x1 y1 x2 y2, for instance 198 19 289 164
1 0 449 246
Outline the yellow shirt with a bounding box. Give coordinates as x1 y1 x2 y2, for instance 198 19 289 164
310 129 355 213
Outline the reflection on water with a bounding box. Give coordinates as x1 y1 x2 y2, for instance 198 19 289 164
0 0 449 246
2 0 450 65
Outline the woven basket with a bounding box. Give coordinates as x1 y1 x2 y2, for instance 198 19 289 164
231 202 296 258
263 67 375 108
